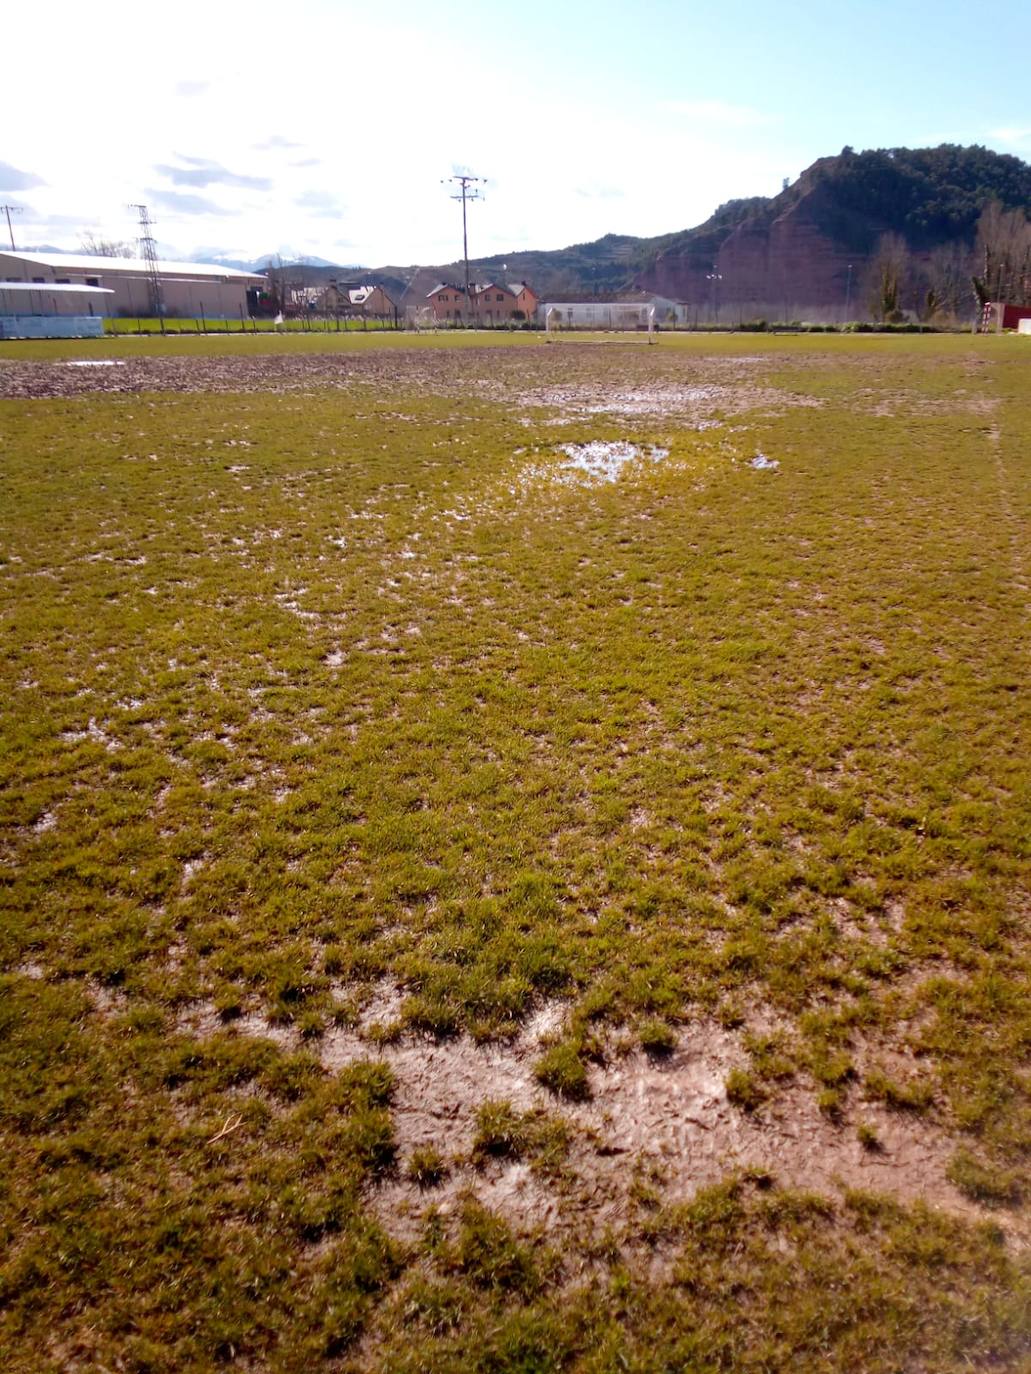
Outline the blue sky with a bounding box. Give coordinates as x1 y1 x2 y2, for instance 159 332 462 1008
2 0 1028 265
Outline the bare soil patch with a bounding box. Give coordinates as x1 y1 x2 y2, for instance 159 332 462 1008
182 996 1008 1244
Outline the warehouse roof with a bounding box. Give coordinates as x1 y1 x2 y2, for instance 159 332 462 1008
0 281 114 294
0 251 264 281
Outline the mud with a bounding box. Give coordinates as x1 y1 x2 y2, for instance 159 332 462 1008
0 343 817 423
181 991 1018 1245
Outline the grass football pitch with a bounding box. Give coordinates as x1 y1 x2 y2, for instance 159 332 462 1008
1 331 1028 1371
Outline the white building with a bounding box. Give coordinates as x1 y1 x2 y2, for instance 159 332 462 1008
0 250 265 319
539 293 686 330
0 281 113 337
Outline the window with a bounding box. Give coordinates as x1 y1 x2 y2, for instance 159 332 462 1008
496 293 503 301
56 278 70 284
33 277 45 283
86 276 100 287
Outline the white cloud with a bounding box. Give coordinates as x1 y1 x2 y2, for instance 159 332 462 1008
155 159 272 191
0 161 45 191
147 188 231 216
989 125 1031 144
1 1 792 266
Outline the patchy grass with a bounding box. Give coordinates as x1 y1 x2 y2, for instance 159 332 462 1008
1 331 1028 1369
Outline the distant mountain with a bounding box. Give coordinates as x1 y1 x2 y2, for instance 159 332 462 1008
19 243 86 256
188 252 352 273
190 253 261 272
249 253 343 270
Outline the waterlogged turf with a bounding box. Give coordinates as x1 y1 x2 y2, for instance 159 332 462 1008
1 333 1028 1371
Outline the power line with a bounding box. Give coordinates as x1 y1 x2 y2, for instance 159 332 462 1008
442 174 485 323
1 204 22 252
128 203 164 320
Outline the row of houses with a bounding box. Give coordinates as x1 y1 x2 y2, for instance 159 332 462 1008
311 281 397 320
425 281 538 323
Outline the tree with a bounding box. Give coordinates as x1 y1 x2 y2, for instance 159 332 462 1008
971 200 1031 309
919 243 974 322
263 254 290 315
79 234 133 257
866 234 912 322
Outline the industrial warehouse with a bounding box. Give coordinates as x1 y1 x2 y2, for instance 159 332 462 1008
0 249 265 321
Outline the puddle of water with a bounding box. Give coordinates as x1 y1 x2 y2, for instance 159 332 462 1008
750 452 779 470
63 360 124 367
555 441 670 483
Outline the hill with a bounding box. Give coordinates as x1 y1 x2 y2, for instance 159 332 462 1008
377 144 1030 321
636 144 1031 319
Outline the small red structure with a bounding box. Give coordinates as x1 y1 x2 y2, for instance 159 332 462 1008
987 301 1031 331
1001 303 1031 330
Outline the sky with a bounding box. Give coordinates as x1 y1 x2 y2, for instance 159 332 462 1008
3 0 1030 269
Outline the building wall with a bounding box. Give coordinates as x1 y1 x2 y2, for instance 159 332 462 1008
429 286 537 324
319 285 396 318
1000 303 1031 331
361 286 395 318
0 316 104 338
512 287 538 319
0 254 262 318
475 288 519 322
0 287 110 317
428 288 468 320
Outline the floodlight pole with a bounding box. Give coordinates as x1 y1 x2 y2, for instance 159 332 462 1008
443 174 485 324
1 204 22 252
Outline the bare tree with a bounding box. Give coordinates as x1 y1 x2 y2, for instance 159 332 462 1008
263 253 290 315
79 234 133 257
971 201 1031 309
866 234 911 322
919 243 974 323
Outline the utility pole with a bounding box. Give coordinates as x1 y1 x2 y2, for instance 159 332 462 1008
1 204 22 252
845 262 853 320
442 173 485 324
128 203 164 325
